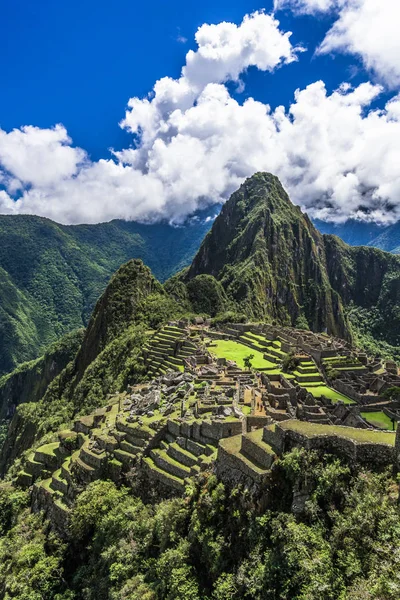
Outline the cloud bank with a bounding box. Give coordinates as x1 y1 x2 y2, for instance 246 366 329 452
276 0 400 88
1 7 400 225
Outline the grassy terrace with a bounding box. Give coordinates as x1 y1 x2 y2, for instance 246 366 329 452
245 428 275 454
210 340 277 369
304 385 355 404
243 332 270 343
36 442 60 456
361 411 398 431
280 420 396 445
219 433 270 474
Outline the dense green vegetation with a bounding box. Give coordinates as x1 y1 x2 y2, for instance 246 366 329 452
347 304 400 363
0 214 212 375
1 449 400 598
0 329 85 423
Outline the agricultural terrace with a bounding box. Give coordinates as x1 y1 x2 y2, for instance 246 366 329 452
280 420 396 446
208 339 354 404
304 385 354 404
361 411 398 431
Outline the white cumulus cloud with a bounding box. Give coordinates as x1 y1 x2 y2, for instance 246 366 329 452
0 125 86 189
275 0 400 88
1 8 400 225
274 0 338 12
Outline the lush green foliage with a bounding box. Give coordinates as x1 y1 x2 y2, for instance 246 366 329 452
383 387 400 401
282 352 299 373
347 304 400 363
0 328 84 420
0 215 212 374
211 311 248 326
294 314 310 330
1 450 400 598
186 275 229 317
0 261 165 471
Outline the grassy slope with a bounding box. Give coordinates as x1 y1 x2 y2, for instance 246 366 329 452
304 385 355 404
361 411 398 431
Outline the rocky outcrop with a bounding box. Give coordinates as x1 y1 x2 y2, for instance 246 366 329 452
74 259 164 377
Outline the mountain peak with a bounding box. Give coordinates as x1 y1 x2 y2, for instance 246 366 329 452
186 172 347 335
227 172 297 216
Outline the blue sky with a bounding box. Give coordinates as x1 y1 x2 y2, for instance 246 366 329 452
1 0 400 225
1 0 355 160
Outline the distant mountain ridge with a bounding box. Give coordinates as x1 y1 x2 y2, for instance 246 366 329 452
0 212 214 375
314 218 400 254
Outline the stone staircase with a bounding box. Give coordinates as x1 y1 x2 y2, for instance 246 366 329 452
293 357 324 386
143 428 217 492
144 325 197 377
238 332 287 365
322 355 368 374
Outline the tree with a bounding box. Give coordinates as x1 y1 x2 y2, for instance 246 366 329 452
282 352 299 373
383 386 400 402
295 314 310 331
244 354 254 370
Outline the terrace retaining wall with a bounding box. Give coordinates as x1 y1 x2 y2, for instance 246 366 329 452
278 424 394 468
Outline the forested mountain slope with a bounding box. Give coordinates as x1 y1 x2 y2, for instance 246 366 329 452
0 213 213 375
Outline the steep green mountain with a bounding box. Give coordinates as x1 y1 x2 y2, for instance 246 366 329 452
0 187 399 598
0 259 183 471
324 235 400 352
0 213 213 375
186 173 400 353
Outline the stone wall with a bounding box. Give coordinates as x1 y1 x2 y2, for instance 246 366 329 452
278 424 394 468
333 380 382 405
215 443 266 487
141 458 183 493
266 407 291 421
241 436 275 469
201 419 242 440
262 426 286 453
245 415 272 432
